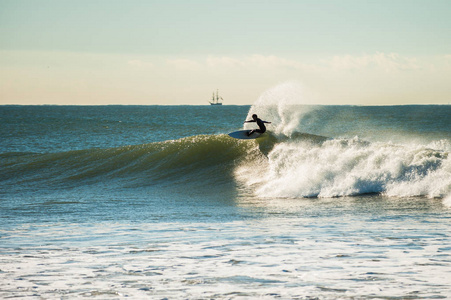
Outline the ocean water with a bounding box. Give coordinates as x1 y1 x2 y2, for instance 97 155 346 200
1 91 451 298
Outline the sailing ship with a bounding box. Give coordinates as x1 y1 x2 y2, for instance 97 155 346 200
209 90 223 105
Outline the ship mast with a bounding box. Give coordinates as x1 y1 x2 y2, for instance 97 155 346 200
209 89 223 105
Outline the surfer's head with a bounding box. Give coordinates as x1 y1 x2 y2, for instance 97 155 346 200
252 114 258 120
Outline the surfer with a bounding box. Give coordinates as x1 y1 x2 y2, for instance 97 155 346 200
244 114 271 136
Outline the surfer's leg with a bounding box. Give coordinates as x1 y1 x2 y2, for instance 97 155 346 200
247 130 255 136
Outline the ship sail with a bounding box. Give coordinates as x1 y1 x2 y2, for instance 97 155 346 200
209 90 223 105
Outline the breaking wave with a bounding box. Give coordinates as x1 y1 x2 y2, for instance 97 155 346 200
1 132 450 199
237 81 451 199
236 136 450 198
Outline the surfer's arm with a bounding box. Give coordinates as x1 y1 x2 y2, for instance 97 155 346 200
244 120 256 123
263 121 271 124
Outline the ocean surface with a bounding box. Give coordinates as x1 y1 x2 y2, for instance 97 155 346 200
1 95 451 298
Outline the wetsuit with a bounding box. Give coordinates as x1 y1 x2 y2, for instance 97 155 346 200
247 118 269 135
254 118 267 133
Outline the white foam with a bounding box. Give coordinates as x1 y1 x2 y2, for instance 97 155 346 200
444 193 451 207
237 82 451 199
2 218 451 299
236 135 451 198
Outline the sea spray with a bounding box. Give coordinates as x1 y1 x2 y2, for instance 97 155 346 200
236 82 451 199
243 81 318 137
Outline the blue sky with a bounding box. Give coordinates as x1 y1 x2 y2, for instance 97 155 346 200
1 0 450 105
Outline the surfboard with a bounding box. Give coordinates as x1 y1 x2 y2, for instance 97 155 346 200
228 130 264 140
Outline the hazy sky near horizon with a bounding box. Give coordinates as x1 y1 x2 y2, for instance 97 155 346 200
1 0 450 105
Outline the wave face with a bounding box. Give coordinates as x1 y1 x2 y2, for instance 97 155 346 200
1 135 252 193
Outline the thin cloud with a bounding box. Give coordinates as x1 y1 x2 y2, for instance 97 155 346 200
127 59 153 68
166 58 201 70
203 53 423 73
205 54 312 71
323 52 421 72
206 56 244 68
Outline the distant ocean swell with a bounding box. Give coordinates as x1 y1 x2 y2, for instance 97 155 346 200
2 132 450 199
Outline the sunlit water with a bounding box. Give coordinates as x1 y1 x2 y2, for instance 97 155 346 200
2 197 450 299
1 90 451 299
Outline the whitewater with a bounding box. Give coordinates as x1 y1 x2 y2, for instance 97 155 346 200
1 84 451 298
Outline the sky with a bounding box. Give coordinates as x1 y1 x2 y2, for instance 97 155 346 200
1 0 450 105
